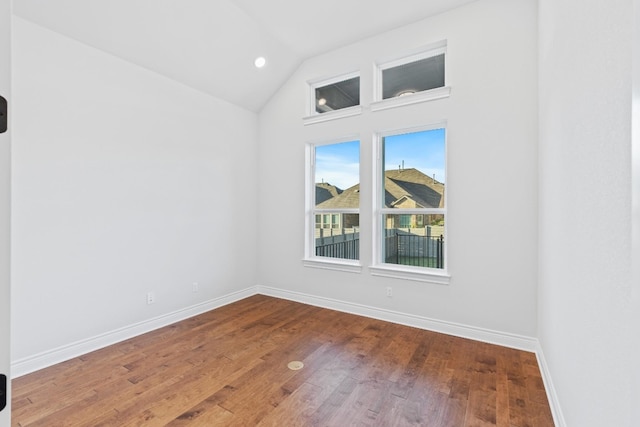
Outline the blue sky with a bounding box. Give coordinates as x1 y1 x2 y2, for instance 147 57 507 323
315 128 445 190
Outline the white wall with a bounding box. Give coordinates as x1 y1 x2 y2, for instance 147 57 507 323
0 0 11 423
11 18 259 364
538 1 635 426
9 1 639 423
258 0 539 338
634 1 640 422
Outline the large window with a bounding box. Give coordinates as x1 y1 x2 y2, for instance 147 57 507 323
306 139 360 265
303 44 450 283
376 127 446 272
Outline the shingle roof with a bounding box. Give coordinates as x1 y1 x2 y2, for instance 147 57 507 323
316 168 444 209
315 183 343 205
316 184 361 209
384 168 444 208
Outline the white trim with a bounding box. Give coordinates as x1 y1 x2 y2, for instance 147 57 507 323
375 121 449 141
536 342 567 427
305 142 314 259
302 258 362 273
370 86 451 112
369 265 450 284
307 70 360 90
11 286 258 377
303 105 362 125
314 208 359 214
257 285 538 352
375 40 448 70
306 134 361 148
380 208 444 215
378 46 447 71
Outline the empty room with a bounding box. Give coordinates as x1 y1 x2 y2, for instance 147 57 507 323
0 0 638 426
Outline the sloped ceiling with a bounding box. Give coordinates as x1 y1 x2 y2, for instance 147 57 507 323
13 0 477 112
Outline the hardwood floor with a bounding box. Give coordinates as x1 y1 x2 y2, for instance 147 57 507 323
12 295 554 426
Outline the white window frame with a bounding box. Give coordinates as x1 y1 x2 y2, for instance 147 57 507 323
371 41 451 112
370 123 450 284
304 136 362 273
303 71 362 126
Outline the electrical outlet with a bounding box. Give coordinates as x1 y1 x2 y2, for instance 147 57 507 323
192 282 199 293
147 291 155 305
386 287 393 297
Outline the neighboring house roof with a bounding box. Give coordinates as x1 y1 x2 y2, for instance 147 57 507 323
385 168 444 208
315 183 343 205
317 184 361 209
316 168 444 209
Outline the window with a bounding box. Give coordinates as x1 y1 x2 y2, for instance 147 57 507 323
372 42 450 111
381 53 445 99
304 72 362 125
303 44 451 283
306 139 361 269
331 214 340 228
374 126 447 277
315 76 360 113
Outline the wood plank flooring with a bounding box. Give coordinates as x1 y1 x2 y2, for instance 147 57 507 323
12 295 554 426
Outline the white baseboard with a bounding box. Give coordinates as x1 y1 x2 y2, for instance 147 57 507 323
11 286 259 378
257 285 538 352
535 342 566 427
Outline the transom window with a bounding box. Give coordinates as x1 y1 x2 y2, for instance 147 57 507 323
381 53 445 99
310 73 360 115
372 42 450 110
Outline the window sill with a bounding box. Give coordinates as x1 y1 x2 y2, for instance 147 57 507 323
303 258 363 274
369 264 450 285
303 105 362 126
370 86 451 112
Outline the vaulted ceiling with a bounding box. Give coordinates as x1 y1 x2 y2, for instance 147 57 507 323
13 0 478 112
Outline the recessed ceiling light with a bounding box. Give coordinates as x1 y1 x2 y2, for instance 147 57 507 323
254 56 266 68
318 98 327 106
